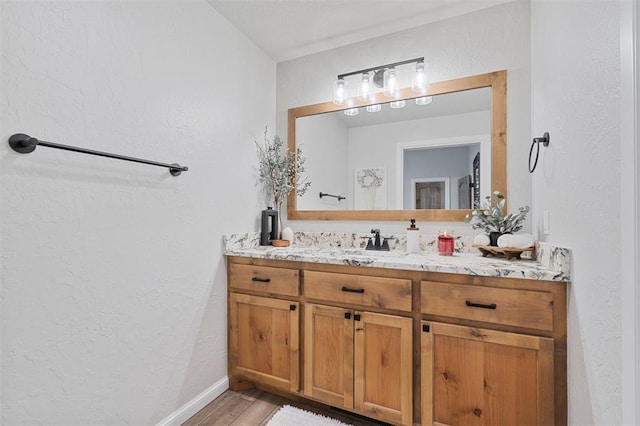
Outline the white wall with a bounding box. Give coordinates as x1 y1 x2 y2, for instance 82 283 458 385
296 113 348 210
620 1 639 423
0 2 274 424
531 0 622 424
277 1 531 235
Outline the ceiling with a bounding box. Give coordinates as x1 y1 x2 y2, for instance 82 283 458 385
207 0 513 62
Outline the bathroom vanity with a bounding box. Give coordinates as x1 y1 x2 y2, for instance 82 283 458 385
225 233 569 426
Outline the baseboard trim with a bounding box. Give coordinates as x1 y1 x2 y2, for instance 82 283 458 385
156 376 229 426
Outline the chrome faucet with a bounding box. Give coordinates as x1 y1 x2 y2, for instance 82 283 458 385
366 229 390 251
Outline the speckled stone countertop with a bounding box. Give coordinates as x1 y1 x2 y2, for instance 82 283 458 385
224 232 571 282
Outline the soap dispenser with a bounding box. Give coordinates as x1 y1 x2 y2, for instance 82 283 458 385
406 219 420 253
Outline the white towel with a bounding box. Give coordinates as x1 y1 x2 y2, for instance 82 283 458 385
473 233 490 246
497 233 534 248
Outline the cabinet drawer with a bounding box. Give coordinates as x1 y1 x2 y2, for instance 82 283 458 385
421 281 554 331
229 263 300 297
304 271 412 312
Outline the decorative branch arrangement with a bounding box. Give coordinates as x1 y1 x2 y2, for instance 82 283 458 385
255 127 311 231
464 191 530 234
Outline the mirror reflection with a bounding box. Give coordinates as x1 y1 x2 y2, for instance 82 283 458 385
296 88 491 211
287 70 507 222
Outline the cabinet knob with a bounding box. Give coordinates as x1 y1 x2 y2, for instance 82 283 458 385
473 408 482 417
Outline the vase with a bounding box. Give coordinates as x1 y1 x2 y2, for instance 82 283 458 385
282 226 294 244
489 232 510 247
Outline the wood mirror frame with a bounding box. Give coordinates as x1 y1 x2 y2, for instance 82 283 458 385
287 70 506 222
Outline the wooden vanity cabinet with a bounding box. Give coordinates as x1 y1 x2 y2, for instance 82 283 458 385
226 256 567 426
303 303 354 408
420 279 566 426
421 321 554 426
304 271 414 426
228 263 300 393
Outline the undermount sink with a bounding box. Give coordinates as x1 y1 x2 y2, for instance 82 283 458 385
330 248 409 258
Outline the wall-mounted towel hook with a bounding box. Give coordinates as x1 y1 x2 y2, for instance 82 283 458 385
8 133 188 176
529 132 550 173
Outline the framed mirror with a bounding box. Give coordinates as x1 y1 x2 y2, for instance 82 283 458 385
287 70 506 221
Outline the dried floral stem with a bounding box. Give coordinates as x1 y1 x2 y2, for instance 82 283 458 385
255 127 311 224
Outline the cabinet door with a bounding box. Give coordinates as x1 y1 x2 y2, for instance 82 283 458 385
354 311 413 426
229 293 299 392
304 303 354 409
421 321 554 426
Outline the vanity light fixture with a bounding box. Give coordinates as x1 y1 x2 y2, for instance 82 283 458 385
383 67 399 97
333 78 347 105
366 104 381 113
333 57 426 107
412 60 428 93
415 96 433 105
343 107 359 116
358 72 373 101
389 100 406 109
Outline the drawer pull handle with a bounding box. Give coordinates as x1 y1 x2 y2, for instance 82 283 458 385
465 300 497 310
251 277 271 283
341 286 365 294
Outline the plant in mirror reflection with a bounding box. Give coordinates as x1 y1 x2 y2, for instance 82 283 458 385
255 127 311 219
464 191 530 234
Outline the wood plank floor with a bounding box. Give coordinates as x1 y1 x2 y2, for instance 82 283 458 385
182 388 387 426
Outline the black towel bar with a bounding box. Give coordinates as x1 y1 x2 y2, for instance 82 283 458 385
8 133 188 176
319 191 345 201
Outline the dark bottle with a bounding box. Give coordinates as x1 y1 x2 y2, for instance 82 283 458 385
260 207 278 246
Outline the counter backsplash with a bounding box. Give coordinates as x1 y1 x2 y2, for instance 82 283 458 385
223 231 572 280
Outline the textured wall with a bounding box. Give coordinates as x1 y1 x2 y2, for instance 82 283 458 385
296 112 349 210
276 1 531 235
530 1 622 424
0 1 274 424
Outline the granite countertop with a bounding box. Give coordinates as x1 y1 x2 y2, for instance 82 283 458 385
224 232 572 282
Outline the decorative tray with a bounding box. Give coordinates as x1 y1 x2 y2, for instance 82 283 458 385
475 245 535 260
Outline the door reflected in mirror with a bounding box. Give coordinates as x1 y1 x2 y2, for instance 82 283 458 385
404 144 484 210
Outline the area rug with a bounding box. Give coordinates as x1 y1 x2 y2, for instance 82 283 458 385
266 404 350 426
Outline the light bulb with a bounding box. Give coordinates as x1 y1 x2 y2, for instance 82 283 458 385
366 104 381 113
358 72 373 101
344 107 359 116
333 78 346 105
412 61 428 94
383 67 399 97
415 96 433 105
390 100 406 109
